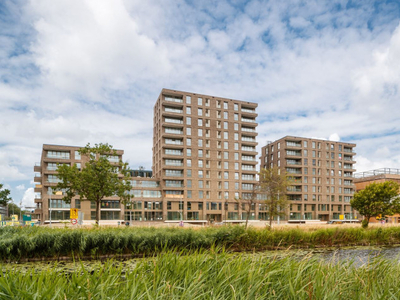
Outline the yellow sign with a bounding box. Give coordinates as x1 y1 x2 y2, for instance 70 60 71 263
11 214 18 221
339 215 344 220
70 208 79 219
0 215 2 221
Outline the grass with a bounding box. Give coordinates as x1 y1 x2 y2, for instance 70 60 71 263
1 250 400 299
2 225 400 261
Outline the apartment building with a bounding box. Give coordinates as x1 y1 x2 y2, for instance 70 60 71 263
33 144 125 224
152 89 258 222
260 136 357 221
34 89 259 224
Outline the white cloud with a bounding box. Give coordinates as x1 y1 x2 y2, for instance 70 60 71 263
16 184 25 190
329 133 340 142
21 187 35 208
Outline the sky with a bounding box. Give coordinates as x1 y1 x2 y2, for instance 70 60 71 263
1 0 400 208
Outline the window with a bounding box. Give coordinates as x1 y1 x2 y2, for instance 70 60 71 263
187 169 192 177
224 111 228 119
234 113 238 121
198 160 203 167
74 150 81 160
186 117 191 125
199 191 204 199
198 119 203 126
224 122 228 129
198 149 203 157
223 102 228 109
198 98 202 105
198 139 203 147
224 142 228 149
186 138 191 146
186 128 191 135
198 108 203 116
198 170 203 178
224 152 229 159
224 132 228 139
186 107 191 114
234 123 239 130
224 162 228 169
187 191 192 198
187 159 192 167
303 141 307 147
198 129 203 137
186 96 191 104
234 103 238 111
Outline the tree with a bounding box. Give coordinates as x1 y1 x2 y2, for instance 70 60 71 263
259 167 292 228
237 184 259 229
351 181 400 228
0 183 12 207
56 143 132 225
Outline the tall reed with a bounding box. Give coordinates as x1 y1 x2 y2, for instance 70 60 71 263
1 251 400 299
2 225 400 260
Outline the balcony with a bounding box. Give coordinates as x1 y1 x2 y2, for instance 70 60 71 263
241 118 256 124
286 151 302 157
241 146 256 153
34 163 41 172
164 128 183 136
163 118 184 126
343 148 356 155
163 106 183 117
285 141 301 148
164 139 184 146
34 174 42 183
241 127 257 133
242 166 256 171
286 159 301 165
241 108 258 118
164 96 183 104
241 136 256 143
287 186 302 192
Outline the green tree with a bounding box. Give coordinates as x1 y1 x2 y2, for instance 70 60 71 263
56 143 132 225
351 181 400 228
0 183 12 206
259 167 292 228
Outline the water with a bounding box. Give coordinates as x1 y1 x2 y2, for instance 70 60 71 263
318 246 400 267
2 246 400 272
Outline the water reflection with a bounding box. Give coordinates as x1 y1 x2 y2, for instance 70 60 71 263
317 246 400 267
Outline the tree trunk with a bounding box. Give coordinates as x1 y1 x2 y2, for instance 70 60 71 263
96 200 101 225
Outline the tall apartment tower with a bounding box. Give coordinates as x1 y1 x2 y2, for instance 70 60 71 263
152 89 258 222
260 136 356 221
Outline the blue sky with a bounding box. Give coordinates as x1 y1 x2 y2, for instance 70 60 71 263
1 0 400 207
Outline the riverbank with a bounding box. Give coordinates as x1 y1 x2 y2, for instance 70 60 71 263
2 225 400 261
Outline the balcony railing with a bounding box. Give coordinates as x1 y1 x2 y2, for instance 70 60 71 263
164 96 183 103
241 108 256 113
241 118 256 123
164 107 183 114
242 146 256 152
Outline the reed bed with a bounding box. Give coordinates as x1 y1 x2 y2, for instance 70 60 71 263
1 225 400 261
1 250 400 299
